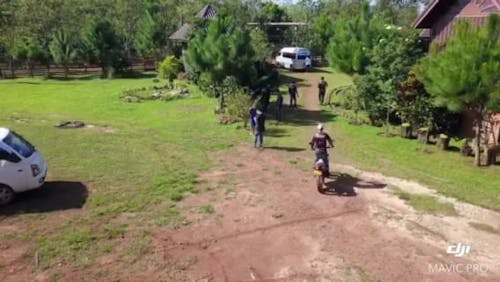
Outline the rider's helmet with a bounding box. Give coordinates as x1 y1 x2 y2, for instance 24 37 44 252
317 123 324 131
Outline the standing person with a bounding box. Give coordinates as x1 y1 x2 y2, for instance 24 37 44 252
318 76 328 105
276 92 284 122
305 56 312 69
261 85 271 113
309 123 334 176
249 106 257 135
254 110 266 148
288 81 298 108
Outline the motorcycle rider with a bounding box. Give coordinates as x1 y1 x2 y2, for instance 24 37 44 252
309 123 334 176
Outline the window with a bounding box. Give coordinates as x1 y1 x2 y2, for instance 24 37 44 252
0 148 21 163
2 131 35 158
297 55 307 60
283 52 296 59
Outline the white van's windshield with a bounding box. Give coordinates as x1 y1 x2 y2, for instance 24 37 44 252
2 131 35 158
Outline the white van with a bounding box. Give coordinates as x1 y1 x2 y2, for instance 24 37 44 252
0 128 47 205
275 47 312 71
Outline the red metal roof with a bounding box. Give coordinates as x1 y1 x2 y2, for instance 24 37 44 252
413 0 500 28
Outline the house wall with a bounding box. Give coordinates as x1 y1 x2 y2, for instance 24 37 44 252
430 0 485 45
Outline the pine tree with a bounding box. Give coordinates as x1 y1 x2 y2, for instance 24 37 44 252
417 14 500 166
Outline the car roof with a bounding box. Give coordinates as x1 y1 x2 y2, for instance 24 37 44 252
280 47 311 54
0 127 10 140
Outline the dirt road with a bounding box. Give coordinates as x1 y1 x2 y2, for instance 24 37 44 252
146 71 500 281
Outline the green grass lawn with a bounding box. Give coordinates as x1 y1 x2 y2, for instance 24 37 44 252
0 76 245 269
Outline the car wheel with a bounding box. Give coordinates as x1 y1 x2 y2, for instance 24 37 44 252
0 184 15 205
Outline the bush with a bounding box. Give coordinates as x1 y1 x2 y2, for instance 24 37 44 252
226 83 252 124
158 56 182 86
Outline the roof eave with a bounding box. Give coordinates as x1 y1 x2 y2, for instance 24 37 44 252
412 0 440 28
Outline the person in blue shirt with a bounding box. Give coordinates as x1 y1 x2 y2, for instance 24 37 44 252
249 106 257 134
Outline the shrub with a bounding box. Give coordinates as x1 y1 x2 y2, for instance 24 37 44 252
226 89 252 121
158 56 182 86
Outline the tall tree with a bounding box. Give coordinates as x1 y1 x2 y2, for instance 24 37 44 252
355 26 424 127
417 15 500 166
0 0 24 77
82 20 125 78
49 29 78 78
311 14 335 55
12 37 45 77
326 1 383 74
112 0 145 58
135 10 157 59
185 16 256 112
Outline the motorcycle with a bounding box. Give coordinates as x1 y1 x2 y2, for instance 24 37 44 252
313 147 331 192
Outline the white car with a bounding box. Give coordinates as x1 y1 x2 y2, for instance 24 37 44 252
0 128 47 205
275 47 312 71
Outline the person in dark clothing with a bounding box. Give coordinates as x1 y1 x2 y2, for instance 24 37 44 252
318 76 328 105
261 85 271 113
309 123 334 175
288 81 298 108
276 92 284 121
254 110 266 147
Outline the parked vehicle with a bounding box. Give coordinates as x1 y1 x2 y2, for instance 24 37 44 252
275 47 312 71
0 128 47 205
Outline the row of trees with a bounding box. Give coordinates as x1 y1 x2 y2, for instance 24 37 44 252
0 0 285 78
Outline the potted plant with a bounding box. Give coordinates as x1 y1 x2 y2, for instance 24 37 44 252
401 122 412 139
417 127 430 144
437 133 450 150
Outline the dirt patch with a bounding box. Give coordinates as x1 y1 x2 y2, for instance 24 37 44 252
85 124 117 133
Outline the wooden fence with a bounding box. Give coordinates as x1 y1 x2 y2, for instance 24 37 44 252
0 57 158 78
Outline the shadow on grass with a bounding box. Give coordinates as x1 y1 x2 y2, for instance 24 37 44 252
306 68 333 74
43 71 156 81
0 181 88 216
284 107 338 126
48 74 99 81
279 72 310 88
265 146 305 152
14 81 42 85
265 127 291 138
320 173 386 196
446 146 461 152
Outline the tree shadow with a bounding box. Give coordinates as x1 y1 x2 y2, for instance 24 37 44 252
47 74 99 81
306 68 332 74
278 72 310 87
265 127 291 138
0 181 88 216
47 71 156 81
14 81 42 85
446 146 460 152
320 173 386 196
265 146 305 152
284 107 338 126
